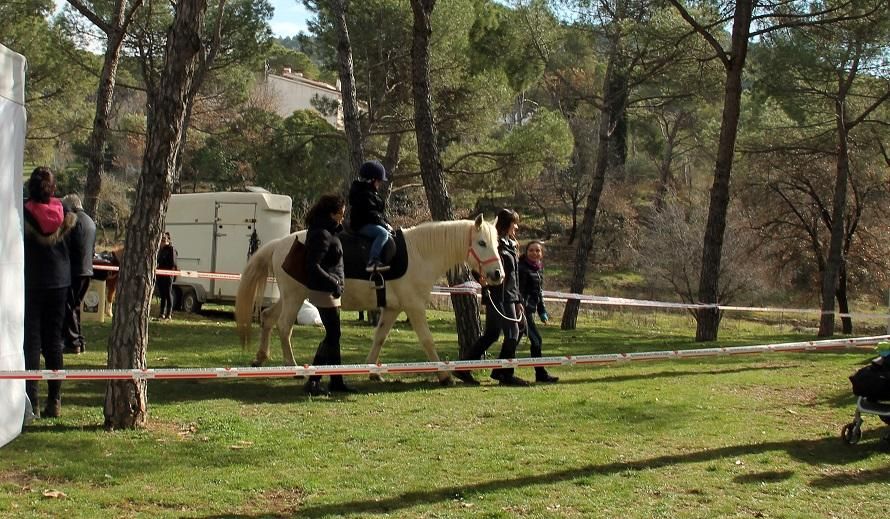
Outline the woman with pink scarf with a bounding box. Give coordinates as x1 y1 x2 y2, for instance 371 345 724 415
22 167 76 418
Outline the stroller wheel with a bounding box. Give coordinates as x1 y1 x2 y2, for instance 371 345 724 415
842 423 862 445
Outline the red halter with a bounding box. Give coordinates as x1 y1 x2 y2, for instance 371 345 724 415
467 228 500 282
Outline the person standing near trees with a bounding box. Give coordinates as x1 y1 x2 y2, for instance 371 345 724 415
303 194 354 396
456 208 530 386
518 240 559 383
61 194 96 355
23 167 77 418
348 160 393 272
156 232 178 320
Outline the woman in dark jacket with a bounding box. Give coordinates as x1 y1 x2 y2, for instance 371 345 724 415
457 209 529 386
518 241 558 383
303 194 353 396
23 167 77 418
156 232 178 320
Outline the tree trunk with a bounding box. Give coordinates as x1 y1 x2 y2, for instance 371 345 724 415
818 98 851 337
654 116 679 212
331 0 364 173
410 0 481 354
606 67 628 181
694 0 752 342
105 0 208 430
836 260 852 334
70 0 143 218
560 51 619 331
379 131 402 204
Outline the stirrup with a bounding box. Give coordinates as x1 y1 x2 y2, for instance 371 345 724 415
370 271 385 290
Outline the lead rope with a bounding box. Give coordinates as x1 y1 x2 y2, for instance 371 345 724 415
484 289 525 323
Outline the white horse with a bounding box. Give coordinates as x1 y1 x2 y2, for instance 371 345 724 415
234 215 504 385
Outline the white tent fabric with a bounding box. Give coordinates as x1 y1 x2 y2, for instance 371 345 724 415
0 44 27 448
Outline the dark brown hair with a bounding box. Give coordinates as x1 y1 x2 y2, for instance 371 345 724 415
27 166 55 203
305 193 346 226
524 240 544 254
495 208 519 236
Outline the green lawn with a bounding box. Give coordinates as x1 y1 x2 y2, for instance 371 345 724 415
1 308 888 518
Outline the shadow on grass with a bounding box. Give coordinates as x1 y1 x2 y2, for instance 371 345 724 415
586 364 794 385
190 435 888 519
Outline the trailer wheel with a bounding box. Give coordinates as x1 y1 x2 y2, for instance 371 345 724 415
180 287 202 314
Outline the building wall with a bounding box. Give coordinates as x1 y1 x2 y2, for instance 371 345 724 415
265 72 343 129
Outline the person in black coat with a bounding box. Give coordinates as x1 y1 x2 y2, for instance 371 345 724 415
457 209 530 386
61 194 96 354
518 240 558 383
348 160 392 271
23 167 77 418
303 194 354 396
156 232 178 320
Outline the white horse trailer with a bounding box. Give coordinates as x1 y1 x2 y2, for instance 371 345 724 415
165 190 292 312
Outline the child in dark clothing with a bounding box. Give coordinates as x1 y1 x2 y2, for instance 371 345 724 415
348 160 392 271
518 240 558 383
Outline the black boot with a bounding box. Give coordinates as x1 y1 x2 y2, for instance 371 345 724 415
491 339 529 386
304 378 329 396
42 399 61 418
491 372 530 386
453 370 479 385
535 367 559 383
328 375 357 393
43 380 62 417
26 381 39 419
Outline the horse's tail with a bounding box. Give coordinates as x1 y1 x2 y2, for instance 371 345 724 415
234 239 277 350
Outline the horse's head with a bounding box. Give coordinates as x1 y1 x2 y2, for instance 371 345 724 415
467 214 504 285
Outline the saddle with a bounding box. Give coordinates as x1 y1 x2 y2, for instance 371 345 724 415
341 229 408 281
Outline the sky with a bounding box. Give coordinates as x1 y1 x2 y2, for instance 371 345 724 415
269 0 314 38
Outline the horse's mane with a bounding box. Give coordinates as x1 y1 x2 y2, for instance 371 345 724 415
401 220 474 267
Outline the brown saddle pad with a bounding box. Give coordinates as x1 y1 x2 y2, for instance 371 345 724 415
281 238 308 284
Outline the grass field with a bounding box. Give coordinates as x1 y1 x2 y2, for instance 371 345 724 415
1 306 889 518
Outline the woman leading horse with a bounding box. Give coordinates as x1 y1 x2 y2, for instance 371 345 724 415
234 215 503 385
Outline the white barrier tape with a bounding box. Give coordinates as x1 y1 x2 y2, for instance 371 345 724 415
93 264 890 320
432 286 890 320
2 335 886 381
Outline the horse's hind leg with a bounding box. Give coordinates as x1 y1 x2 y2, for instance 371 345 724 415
252 301 281 367
365 307 400 382
276 298 302 366
404 307 452 386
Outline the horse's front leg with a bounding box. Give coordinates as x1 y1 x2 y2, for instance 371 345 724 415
251 301 281 367
404 307 452 386
366 307 400 382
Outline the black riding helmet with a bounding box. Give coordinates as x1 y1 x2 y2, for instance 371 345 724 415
359 160 387 182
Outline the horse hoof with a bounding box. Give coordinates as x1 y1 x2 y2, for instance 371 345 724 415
250 360 263 368
368 373 384 383
438 376 454 387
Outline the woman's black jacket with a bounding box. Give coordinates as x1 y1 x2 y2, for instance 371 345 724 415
517 255 547 314
304 214 345 296
486 237 520 306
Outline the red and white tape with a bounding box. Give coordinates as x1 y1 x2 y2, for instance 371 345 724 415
94 264 890 320
2 335 886 382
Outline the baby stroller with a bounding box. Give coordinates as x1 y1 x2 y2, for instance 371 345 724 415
842 355 890 445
